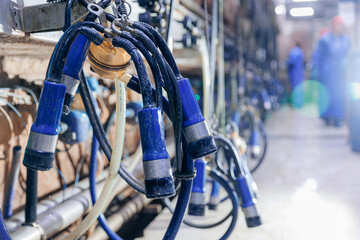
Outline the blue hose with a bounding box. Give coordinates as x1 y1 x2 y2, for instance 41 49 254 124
89 135 123 240
208 170 239 240
89 94 123 240
163 141 194 240
0 209 11 240
4 145 22 219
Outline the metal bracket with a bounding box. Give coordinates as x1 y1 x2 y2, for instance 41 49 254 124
10 3 22 31
17 1 89 33
87 3 108 28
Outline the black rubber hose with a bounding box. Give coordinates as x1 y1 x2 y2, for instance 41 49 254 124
132 22 181 78
24 169 38 224
119 31 163 109
64 0 75 31
46 22 105 83
127 27 183 171
79 71 146 193
162 169 239 240
112 37 155 107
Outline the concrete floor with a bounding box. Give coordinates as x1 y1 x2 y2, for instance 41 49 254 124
139 106 360 240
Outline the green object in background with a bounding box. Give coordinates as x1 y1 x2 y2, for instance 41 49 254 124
291 80 330 118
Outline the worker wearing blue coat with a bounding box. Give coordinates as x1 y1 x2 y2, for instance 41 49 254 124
318 16 350 126
287 42 305 108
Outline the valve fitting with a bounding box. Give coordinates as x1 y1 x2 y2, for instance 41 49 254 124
23 81 66 171
188 158 207 216
234 176 262 228
138 107 175 199
208 180 220 210
178 78 217 159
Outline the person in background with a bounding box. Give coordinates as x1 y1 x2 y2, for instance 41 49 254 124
287 41 305 108
317 16 350 127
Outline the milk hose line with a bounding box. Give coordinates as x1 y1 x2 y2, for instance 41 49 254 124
89 93 123 240
63 80 126 240
203 0 210 54
54 167 67 201
90 133 122 239
132 21 181 78
115 22 182 170
214 134 247 177
209 0 218 115
112 19 181 158
215 0 225 131
111 28 163 108
120 25 183 170
78 72 145 193
162 169 236 231
115 21 181 129
89 133 143 240
0 105 14 138
126 77 195 240
0 97 28 136
0 91 31 101
200 36 212 123
112 20 183 160
14 86 38 105
46 22 105 83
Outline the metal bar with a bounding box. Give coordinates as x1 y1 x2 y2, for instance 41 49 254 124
88 194 151 240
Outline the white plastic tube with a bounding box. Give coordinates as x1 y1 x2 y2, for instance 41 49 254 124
200 36 212 123
63 80 126 240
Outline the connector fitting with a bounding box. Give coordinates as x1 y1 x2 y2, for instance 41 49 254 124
138 107 175 199
60 110 91 144
250 129 261 159
188 159 207 216
234 176 262 228
23 81 66 171
88 38 131 80
62 75 80 114
208 180 220 210
178 78 217 159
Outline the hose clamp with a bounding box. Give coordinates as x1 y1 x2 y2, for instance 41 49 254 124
183 120 211 143
27 131 58 153
190 192 206 205
62 74 79 96
143 158 172 180
243 205 259 218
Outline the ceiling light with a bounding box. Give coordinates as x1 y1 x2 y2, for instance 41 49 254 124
289 7 315 17
292 0 317 2
275 4 286 15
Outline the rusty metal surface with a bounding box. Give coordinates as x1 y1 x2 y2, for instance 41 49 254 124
20 2 88 33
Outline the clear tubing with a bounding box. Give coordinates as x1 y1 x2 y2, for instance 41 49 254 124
63 80 126 240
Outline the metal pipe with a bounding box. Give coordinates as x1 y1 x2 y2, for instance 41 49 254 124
10 175 109 240
5 171 107 232
88 194 151 240
4 146 22 219
8 164 143 240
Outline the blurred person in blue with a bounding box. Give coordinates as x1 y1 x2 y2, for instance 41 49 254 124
287 41 305 108
317 16 350 127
